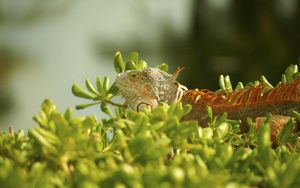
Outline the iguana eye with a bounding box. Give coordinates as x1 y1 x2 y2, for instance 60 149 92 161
131 74 136 78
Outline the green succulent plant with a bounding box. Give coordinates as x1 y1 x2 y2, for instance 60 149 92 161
1 52 300 188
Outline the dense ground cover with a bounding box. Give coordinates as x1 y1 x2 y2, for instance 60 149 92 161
1 52 300 188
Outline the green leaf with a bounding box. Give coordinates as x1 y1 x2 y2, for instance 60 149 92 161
126 60 138 70
214 112 228 127
96 76 105 96
284 64 298 83
128 51 139 64
260 75 273 88
64 108 73 121
205 105 213 122
103 76 110 94
216 122 230 139
85 79 99 96
278 118 295 145
136 60 147 70
72 84 95 99
292 111 300 121
101 102 113 117
291 64 298 73
114 51 125 73
41 99 56 117
202 127 213 139
108 82 119 96
245 82 254 88
246 118 256 140
218 75 226 91
156 63 169 72
182 104 192 116
285 67 294 83
292 72 300 80
35 127 60 145
235 82 244 90
257 115 272 164
224 75 233 93
28 128 57 153
281 74 287 83
76 102 99 110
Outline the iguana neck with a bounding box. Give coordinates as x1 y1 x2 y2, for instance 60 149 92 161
158 81 186 104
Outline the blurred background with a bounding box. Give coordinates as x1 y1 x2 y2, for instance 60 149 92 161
0 0 299 131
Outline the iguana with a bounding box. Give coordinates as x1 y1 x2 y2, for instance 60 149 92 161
115 67 300 141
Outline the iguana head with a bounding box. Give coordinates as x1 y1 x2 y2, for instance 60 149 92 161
115 67 187 111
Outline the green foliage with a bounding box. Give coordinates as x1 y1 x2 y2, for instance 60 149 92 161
71 51 167 117
1 52 300 187
1 99 300 187
218 64 300 94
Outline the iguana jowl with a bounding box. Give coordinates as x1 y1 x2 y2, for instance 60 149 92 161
116 67 300 140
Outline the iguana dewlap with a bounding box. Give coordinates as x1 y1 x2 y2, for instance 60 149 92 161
116 67 300 140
